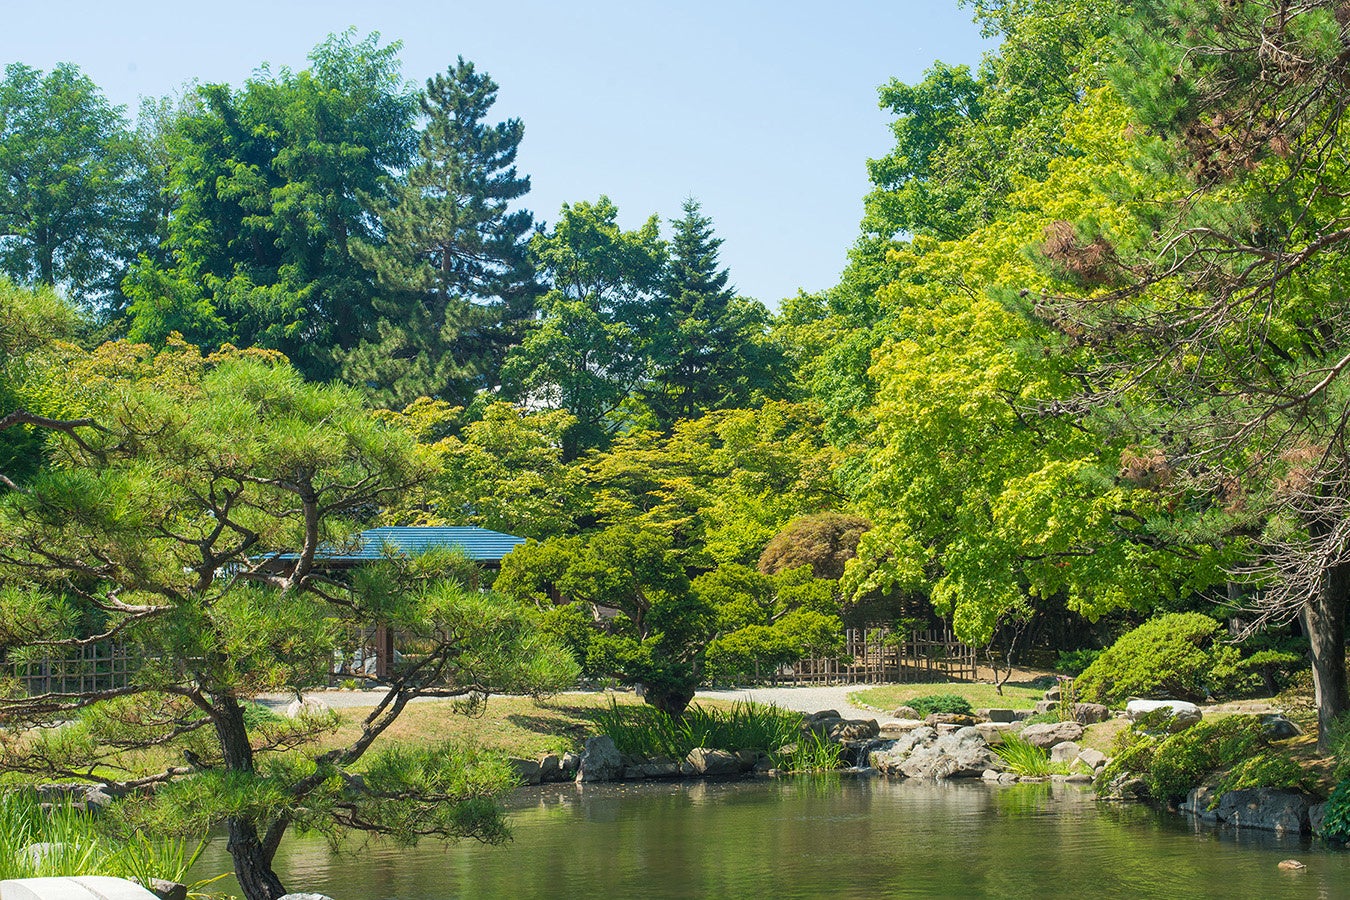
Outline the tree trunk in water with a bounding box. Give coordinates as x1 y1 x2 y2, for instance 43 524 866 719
227 818 288 900
1306 560 1350 753
216 697 288 900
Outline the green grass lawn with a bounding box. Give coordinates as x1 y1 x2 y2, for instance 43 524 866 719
850 681 1048 713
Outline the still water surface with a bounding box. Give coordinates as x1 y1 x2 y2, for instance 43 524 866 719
194 778 1349 899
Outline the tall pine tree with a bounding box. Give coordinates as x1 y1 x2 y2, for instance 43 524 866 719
346 58 538 407
644 199 780 429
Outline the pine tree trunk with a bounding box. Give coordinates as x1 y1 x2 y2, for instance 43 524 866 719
1306 560 1350 753
227 818 288 900
216 697 289 900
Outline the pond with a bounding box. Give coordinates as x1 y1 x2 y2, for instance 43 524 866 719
194 778 1348 899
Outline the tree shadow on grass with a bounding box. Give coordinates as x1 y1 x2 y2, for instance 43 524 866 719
507 706 604 749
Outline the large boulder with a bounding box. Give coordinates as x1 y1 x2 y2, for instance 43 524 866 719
1071 703 1111 724
1049 741 1082 764
924 713 979 728
1125 699 1202 731
1077 748 1109 771
1259 714 1302 741
1215 788 1315 834
539 754 562 782
829 719 880 742
576 735 624 783
507 757 542 785
873 726 999 779
1019 721 1084 749
890 705 920 719
683 747 740 776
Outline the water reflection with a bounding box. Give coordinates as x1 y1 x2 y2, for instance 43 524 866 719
192 779 1349 899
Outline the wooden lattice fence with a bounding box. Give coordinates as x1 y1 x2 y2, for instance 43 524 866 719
785 625 977 685
4 642 135 696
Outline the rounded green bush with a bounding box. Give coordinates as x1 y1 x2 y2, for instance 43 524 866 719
1074 612 1251 705
907 693 974 717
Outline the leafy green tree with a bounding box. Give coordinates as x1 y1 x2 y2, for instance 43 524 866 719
840 87 1228 652
379 399 586 540
1042 0 1350 748
580 402 843 566
643 199 784 428
503 196 666 455
125 31 417 379
0 63 151 309
497 525 711 715
0 346 576 900
346 58 538 407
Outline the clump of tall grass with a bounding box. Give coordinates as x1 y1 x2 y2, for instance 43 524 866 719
0 790 219 891
592 700 800 759
777 729 844 773
991 732 1070 777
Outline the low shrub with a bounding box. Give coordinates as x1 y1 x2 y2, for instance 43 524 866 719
906 694 974 717
1074 613 1253 705
1098 715 1310 803
993 732 1070 777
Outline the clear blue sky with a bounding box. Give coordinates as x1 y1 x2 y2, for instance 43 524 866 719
3 1 993 307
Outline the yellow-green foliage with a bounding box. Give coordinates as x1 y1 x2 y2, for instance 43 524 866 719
1074 613 1251 705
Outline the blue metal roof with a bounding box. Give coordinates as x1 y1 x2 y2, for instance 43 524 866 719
321 526 526 563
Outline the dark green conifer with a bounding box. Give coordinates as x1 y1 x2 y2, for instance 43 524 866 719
348 57 538 407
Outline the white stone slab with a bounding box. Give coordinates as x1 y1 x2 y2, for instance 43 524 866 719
0 876 158 900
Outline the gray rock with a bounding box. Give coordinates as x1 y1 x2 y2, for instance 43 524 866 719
685 747 741 776
1072 703 1111 724
981 769 1001 781
879 719 925 738
975 722 1014 745
828 719 880 742
1215 788 1315 834
890 705 920 719
1049 741 1082 764
538 754 562 782
1019 721 1084 749
1064 773 1094 785
1105 775 1149 800
641 757 681 779
1076 748 1109 770
1309 802 1328 838
924 713 979 728
284 697 331 719
984 708 1018 723
1033 700 1060 716
560 752 580 778
1044 685 1062 701
134 880 187 900
734 750 760 772
1181 784 1222 824
897 726 1000 779
576 735 624 783
18 843 67 865
507 757 542 785
621 766 646 780
1260 714 1302 741
1125 699 1202 731
997 772 1020 784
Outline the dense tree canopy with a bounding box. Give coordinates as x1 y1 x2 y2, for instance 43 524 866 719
0 64 151 308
